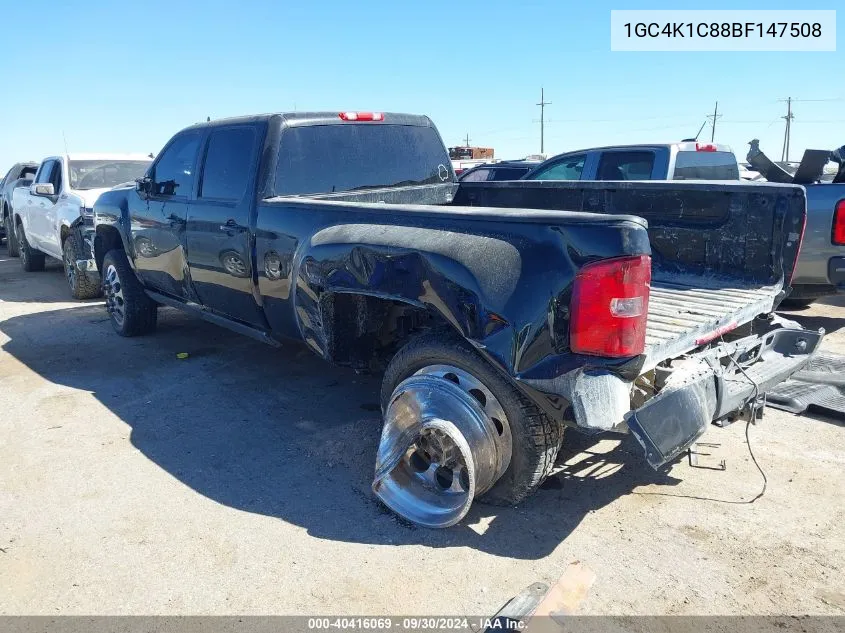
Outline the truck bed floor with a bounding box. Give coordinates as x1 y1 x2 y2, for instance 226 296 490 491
643 277 780 370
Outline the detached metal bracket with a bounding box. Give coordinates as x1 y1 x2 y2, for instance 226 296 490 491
688 442 726 471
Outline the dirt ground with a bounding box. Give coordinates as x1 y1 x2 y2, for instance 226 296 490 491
0 253 843 616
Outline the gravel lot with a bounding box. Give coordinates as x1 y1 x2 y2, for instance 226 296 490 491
1 253 843 616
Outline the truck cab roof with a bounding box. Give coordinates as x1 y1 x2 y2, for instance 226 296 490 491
186 112 435 131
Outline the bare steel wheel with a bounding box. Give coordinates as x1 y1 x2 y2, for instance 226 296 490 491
373 364 513 528
377 332 564 527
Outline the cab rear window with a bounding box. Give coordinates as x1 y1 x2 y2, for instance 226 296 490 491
274 124 454 196
673 151 739 180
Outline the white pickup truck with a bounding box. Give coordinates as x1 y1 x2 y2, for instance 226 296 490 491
12 153 151 298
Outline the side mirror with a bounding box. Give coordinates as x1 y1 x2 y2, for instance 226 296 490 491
31 183 55 196
135 176 152 195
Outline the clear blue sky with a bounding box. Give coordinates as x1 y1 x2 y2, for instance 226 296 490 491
0 0 841 173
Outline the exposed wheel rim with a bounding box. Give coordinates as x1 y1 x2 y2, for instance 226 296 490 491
103 263 125 327
64 244 76 288
17 225 27 266
373 365 512 528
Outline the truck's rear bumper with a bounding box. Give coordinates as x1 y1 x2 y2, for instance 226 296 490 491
627 324 824 469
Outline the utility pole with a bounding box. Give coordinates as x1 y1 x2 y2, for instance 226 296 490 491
536 87 551 154
464 133 471 147
780 97 794 162
706 101 721 142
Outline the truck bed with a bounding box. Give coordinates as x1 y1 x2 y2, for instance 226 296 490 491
298 180 806 367
644 276 779 370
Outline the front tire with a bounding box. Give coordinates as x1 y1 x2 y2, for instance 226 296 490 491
381 331 565 509
17 222 45 272
102 249 157 336
63 234 102 300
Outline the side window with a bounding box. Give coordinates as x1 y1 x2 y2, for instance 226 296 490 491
151 133 201 197
596 151 655 180
530 154 586 181
491 167 530 180
199 127 256 200
49 161 62 192
460 168 491 182
35 161 54 184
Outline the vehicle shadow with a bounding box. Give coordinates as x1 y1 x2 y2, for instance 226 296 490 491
0 255 94 305
0 303 681 560
779 291 845 330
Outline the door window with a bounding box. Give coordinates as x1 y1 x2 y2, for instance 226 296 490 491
596 151 655 180
151 133 201 197
199 127 256 200
35 160 54 184
460 168 491 182
48 161 62 193
528 154 586 180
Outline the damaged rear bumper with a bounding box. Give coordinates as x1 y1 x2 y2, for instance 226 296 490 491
628 324 823 469
523 318 824 470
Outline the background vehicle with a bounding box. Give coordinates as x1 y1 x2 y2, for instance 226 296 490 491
457 160 541 182
1 161 39 255
746 140 845 306
94 112 819 528
523 142 740 181
12 153 151 298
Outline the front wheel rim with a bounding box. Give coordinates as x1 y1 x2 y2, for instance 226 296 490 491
64 245 76 287
17 227 26 264
103 264 125 326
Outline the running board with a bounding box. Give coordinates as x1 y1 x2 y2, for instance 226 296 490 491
145 290 281 347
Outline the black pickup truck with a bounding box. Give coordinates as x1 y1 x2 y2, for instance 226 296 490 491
93 112 822 528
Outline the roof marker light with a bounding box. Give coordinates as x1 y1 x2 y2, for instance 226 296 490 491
338 112 384 122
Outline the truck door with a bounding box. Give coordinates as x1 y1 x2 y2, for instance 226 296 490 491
185 124 266 327
41 159 65 258
27 160 57 247
132 131 202 298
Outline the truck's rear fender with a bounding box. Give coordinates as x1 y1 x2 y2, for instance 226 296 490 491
93 189 134 271
264 217 650 424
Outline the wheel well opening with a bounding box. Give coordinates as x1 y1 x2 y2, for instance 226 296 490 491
94 226 124 272
319 293 452 372
60 226 71 246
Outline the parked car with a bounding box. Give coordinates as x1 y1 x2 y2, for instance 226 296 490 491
458 160 541 182
523 142 740 181
94 111 820 528
0 161 39 254
12 153 152 298
746 140 845 306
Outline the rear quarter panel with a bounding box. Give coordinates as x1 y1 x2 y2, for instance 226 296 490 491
253 198 650 385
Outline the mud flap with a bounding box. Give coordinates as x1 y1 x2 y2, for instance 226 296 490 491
627 372 718 470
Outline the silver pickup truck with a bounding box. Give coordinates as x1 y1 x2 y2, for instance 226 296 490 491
746 141 845 306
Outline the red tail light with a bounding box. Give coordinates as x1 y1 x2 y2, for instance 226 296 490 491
695 143 717 152
833 199 845 245
338 112 384 121
570 255 651 357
